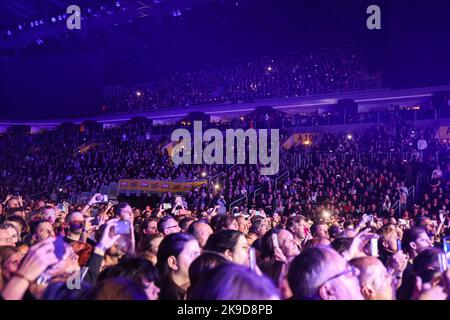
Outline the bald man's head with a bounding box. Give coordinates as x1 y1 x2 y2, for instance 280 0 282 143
66 211 85 235
350 256 394 300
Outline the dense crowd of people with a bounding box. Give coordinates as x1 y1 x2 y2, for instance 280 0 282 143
103 48 381 112
0 108 449 300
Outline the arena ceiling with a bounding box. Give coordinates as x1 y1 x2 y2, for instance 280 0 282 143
0 0 366 84
1 0 450 87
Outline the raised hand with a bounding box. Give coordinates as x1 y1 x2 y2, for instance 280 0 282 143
344 228 378 261
273 247 288 264
99 219 121 250
88 193 103 206
16 238 59 282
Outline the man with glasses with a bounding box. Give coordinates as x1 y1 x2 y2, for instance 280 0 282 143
288 246 363 300
157 216 181 236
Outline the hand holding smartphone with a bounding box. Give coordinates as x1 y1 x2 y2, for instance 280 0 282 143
249 247 256 271
369 237 378 257
115 220 131 234
397 239 402 252
272 233 279 248
438 252 448 273
443 236 450 265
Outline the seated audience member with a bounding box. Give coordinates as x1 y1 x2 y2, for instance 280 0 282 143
0 225 16 247
64 212 86 244
188 251 229 290
179 217 195 233
350 256 395 300
157 216 181 236
137 233 164 266
87 277 148 300
0 246 22 291
204 230 250 266
30 220 55 244
156 233 200 300
286 215 309 247
304 237 332 249
249 218 269 239
331 237 354 256
98 257 160 300
288 247 364 300
414 217 437 241
140 218 159 237
259 228 300 263
311 222 330 240
401 227 433 281
377 224 401 266
187 221 213 249
259 260 292 300
188 264 280 300
1 224 19 247
210 215 239 232
397 248 449 300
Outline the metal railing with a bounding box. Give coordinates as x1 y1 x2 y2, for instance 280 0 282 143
73 142 90 155
229 194 248 212
415 171 426 201
274 170 289 188
227 163 238 173
289 151 418 167
392 185 416 216
208 172 225 184
158 139 170 150
253 187 263 199
408 185 416 203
